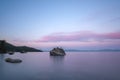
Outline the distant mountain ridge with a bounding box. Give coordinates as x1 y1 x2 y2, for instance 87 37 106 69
65 49 120 52
0 40 42 53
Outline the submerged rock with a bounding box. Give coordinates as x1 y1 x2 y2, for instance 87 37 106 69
50 47 66 56
20 50 27 53
8 51 14 55
5 58 22 63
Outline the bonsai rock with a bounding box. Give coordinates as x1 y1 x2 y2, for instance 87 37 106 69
50 47 66 56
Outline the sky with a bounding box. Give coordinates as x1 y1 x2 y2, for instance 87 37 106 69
0 0 120 50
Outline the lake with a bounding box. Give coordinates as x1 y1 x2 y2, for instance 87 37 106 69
0 52 120 80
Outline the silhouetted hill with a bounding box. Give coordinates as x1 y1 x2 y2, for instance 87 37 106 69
4 42 16 51
0 41 42 52
15 46 42 52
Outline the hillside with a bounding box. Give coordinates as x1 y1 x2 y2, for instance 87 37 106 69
0 40 42 53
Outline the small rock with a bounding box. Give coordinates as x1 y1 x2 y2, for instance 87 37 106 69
8 51 14 55
5 58 22 63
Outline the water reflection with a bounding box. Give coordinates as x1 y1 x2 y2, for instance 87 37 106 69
49 56 65 64
49 56 65 72
0 54 5 66
0 54 5 60
0 54 5 78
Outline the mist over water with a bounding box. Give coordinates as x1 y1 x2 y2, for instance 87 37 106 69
0 52 120 80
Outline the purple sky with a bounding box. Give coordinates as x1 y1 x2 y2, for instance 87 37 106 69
0 0 120 50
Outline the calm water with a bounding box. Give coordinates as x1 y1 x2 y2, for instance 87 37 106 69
0 52 120 80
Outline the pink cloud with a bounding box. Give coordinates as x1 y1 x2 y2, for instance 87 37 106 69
102 32 120 39
36 31 120 42
10 31 120 49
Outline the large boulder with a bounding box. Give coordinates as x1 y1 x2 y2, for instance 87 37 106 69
50 47 66 56
5 58 22 63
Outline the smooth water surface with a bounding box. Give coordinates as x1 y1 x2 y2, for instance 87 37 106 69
0 52 120 80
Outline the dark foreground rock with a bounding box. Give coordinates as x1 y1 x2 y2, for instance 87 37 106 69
50 47 66 56
5 58 22 63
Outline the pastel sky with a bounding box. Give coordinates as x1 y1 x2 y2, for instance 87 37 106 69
0 0 120 50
